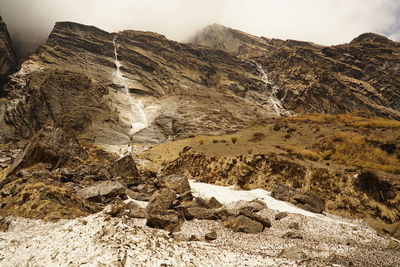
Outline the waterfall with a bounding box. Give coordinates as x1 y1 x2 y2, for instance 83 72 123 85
112 36 148 134
256 64 286 116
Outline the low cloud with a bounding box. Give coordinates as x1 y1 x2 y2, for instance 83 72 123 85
1 0 399 60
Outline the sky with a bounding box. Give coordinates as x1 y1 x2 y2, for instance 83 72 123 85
1 0 400 58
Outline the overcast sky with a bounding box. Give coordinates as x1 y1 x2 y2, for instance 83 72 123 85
1 0 399 57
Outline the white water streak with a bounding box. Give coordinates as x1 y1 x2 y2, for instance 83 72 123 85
112 37 148 134
256 64 285 116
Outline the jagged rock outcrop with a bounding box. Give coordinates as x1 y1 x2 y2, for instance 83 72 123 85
0 16 17 87
190 25 400 119
1 22 279 148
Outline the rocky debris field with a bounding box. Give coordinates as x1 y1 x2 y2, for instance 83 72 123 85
0 181 399 267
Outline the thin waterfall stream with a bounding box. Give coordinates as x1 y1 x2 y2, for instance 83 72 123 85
112 36 148 135
256 63 286 116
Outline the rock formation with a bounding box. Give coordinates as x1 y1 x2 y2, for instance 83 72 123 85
0 22 279 149
0 16 17 88
190 24 400 119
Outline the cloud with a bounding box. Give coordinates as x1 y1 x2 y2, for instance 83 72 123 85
1 0 399 60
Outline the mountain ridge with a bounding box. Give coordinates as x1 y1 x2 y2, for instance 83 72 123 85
189 24 400 119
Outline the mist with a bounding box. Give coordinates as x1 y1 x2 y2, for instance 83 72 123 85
1 0 399 61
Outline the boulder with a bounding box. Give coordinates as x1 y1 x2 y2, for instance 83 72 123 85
275 212 288 220
162 174 191 194
271 185 325 213
77 181 125 203
0 216 11 231
176 191 194 202
109 154 139 178
103 202 124 217
206 197 223 209
146 209 182 231
282 231 303 239
239 209 271 228
125 201 147 219
205 231 217 241
146 188 176 212
7 125 86 176
224 215 264 234
231 199 267 214
183 206 228 220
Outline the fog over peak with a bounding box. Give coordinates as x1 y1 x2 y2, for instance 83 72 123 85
1 0 399 61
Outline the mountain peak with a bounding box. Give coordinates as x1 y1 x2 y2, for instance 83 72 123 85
350 32 394 44
188 23 268 55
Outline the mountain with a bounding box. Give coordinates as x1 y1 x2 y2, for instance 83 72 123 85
0 22 282 148
189 24 400 119
0 16 17 87
0 21 399 265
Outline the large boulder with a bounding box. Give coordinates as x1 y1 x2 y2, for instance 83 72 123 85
182 206 228 220
271 184 325 213
146 188 176 212
224 215 264 234
146 209 182 231
76 181 125 203
109 154 139 178
7 125 86 176
124 201 147 219
239 209 271 228
162 174 191 194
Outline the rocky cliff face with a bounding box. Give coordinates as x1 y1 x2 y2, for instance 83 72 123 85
0 17 17 87
1 22 280 149
190 25 400 119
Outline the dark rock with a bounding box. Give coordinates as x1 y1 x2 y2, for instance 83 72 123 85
146 188 176 212
176 191 194 202
109 154 139 178
0 216 11 231
125 201 147 219
353 171 396 202
282 231 303 239
234 199 267 213
146 209 182 231
206 197 223 209
205 231 217 241
77 181 125 203
183 206 228 221
271 184 325 213
0 17 17 85
189 235 200 241
275 212 288 220
192 197 209 208
7 125 86 176
239 209 271 228
162 174 191 194
225 215 264 233
103 202 124 217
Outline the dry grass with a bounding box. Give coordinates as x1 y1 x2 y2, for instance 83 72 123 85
231 136 238 144
315 131 400 174
284 146 321 161
286 113 400 129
